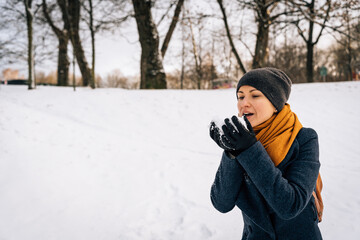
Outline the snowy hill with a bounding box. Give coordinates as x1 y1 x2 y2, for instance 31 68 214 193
1 82 360 239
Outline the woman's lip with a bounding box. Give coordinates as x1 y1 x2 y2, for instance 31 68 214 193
243 114 254 119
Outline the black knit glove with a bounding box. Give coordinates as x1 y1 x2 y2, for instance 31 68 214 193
210 122 229 150
210 116 257 156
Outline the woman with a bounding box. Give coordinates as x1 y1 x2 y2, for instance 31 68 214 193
209 67 323 240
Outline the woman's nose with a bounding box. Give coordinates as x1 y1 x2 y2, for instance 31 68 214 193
240 97 250 107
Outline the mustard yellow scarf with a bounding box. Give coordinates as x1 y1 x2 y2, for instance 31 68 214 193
253 104 302 166
253 104 323 221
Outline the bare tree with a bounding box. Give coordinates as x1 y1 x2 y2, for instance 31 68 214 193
22 0 37 89
179 11 186 89
87 0 95 88
105 69 131 88
42 0 69 86
239 0 298 69
217 0 247 74
269 40 308 83
327 0 360 81
187 11 202 89
218 0 298 70
287 0 331 82
57 0 92 87
132 0 166 89
1 0 49 89
0 1 20 64
0 5 20 62
82 0 131 89
338 2 355 80
132 0 184 89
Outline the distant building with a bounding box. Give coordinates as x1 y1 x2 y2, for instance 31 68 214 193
1 68 26 84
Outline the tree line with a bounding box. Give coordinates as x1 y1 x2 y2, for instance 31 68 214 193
0 0 359 90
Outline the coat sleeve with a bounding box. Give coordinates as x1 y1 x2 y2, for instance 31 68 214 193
210 151 244 213
236 128 320 220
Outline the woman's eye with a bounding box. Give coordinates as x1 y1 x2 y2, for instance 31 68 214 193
252 95 260 98
238 96 244 100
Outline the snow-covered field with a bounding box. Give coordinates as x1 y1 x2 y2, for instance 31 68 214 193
1 81 360 240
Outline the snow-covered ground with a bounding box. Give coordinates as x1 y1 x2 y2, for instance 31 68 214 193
1 81 360 239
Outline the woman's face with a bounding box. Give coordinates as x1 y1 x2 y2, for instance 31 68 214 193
237 85 277 127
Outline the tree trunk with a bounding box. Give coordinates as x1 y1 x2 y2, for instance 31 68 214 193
252 1 270 69
306 41 314 83
253 23 269 68
24 0 35 90
293 0 331 83
63 0 92 87
180 31 185 89
72 43 76 91
58 34 70 86
89 0 95 89
188 14 201 89
43 0 70 86
132 0 166 89
306 0 315 83
346 42 352 80
180 11 185 89
345 8 353 81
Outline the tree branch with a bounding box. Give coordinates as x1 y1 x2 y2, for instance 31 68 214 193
294 21 308 42
217 0 246 74
161 0 184 58
157 0 176 26
42 0 61 37
313 0 331 45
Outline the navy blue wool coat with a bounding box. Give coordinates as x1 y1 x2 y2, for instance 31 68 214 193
210 128 322 240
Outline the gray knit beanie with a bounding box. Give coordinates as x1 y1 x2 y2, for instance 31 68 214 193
236 67 292 112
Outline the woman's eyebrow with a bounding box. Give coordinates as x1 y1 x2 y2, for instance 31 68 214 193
238 89 258 94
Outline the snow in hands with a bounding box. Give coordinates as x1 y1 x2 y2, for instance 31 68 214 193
210 115 249 151
211 115 249 135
